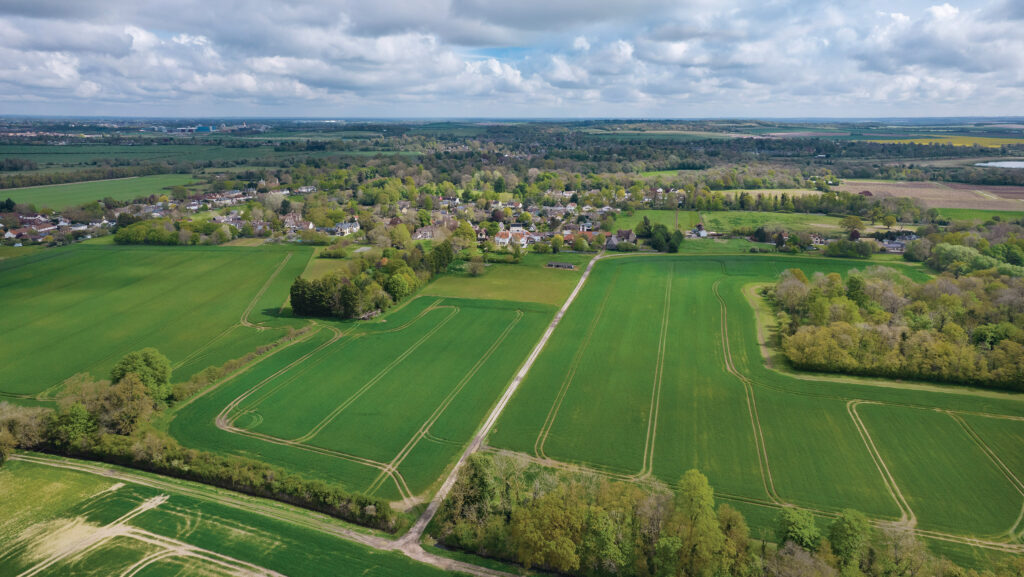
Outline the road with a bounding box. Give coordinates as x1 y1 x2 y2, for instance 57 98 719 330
10 252 607 577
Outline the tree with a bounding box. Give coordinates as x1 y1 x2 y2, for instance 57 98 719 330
47 402 96 450
389 224 412 249
110 348 173 403
510 485 585 572
572 237 589 252
839 215 864 234
102 373 153 435
454 220 477 248
552 235 564 253
467 257 485 277
636 216 652 238
0 429 14 466
676 469 726 577
829 509 871 569
882 215 898 229
777 507 821 550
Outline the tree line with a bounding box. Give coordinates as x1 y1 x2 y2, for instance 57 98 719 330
428 453 1013 577
0 343 397 532
290 240 451 319
770 267 1024 390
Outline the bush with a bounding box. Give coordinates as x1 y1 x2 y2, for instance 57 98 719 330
823 239 873 259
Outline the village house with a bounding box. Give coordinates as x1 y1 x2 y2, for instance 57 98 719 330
282 213 314 231
335 221 361 236
412 226 435 240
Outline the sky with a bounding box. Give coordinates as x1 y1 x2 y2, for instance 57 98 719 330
1 0 1022 118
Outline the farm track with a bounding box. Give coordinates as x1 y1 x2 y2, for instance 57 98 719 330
212 323 418 502
478 445 1024 554
215 300 471 506
636 264 672 480
846 401 916 526
713 279 782 504
534 265 619 460
396 252 604 550
365 309 524 496
293 306 460 445
10 454 519 577
741 283 1024 405
239 252 293 330
173 251 293 371
946 412 1024 539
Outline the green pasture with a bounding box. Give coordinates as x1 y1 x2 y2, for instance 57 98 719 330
0 244 309 397
488 254 1024 554
936 208 1024 222
2 174 199 209
0 457 448 577
700 211 843 233
422 252 594 306
169 295 553 501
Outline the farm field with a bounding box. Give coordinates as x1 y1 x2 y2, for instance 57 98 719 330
935 208 1024 222
2 174 200 209
422 252 594 306
487 254 1024 551
839 179 1024 211
0 244 309 398
168 295 554 504
866 136 1024 147
0 456 449 577
700 210 843 233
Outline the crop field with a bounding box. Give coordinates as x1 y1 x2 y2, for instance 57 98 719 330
839 179 1024 211
168 295 554 504
2 175 200 209
0 456 448 577
0 244 309 398
487 254 1024 552
866 136 1024 147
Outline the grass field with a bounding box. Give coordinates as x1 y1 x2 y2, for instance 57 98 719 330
0 244 309 398
487 254 1024 552
700 211 843 233
0 245 44 260
936 208 1024 222
168 295 555 503
2 175 199 209
422 252 594 306
0 457 448 577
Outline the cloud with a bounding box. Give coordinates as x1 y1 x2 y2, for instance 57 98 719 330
0 0 1020 116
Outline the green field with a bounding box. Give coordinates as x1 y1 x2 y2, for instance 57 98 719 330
700 211 843 233
936 208 1024 222
422 253 594 306
168 295 554 503
0 244 310 398
0 456 448 577
488 254 1024 551
2 174 199 209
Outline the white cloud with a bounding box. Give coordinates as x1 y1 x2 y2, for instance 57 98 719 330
0 0 1020 117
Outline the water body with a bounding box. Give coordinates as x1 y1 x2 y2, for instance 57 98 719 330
975 161 1024 168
